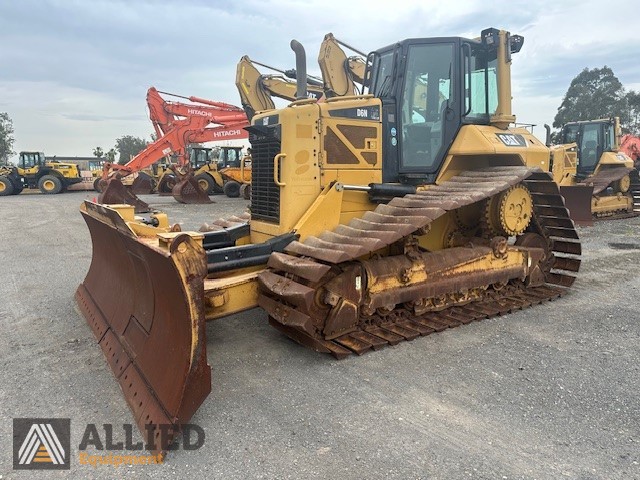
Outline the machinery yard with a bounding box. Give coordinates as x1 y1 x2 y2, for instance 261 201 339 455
0 4 639 477
1 191 639 478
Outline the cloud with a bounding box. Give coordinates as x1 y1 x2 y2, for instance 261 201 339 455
0 0 637 156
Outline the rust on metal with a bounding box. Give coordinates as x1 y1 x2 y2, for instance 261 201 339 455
583 166 634 195
559 185 594 226
130 172 155 195
259 166 582 359
76 202 211 455
98 178 151 213
171 165 212 204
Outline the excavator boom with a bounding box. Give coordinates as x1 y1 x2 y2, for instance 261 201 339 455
235 56 324 120
99 88 249 210
318 33 368 98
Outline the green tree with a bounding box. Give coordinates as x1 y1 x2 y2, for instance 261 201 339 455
93 146 104 158
114 135 148 164
621 90 640 134
0 112 16 163
106 148 117 162
553 67 625 129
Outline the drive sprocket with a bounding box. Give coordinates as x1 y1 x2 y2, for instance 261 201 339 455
484 184 533 237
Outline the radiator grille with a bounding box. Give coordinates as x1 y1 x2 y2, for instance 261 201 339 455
249 128 281 222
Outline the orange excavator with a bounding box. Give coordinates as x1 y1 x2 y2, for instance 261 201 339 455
98 87 249 212
620 133 640 168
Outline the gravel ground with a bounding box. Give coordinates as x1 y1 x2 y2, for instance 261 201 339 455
1 191 639 479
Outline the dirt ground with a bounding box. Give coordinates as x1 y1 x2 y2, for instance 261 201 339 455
1 191 639 479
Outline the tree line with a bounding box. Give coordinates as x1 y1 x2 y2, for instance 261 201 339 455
552 66 639 137
92 135 149 164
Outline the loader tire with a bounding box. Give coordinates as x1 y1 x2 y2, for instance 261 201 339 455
195 173 216 195
223 180 241 198
0 176 14 196
240 183 251 200
38 175 63 194
93 177 103 192
158 174 177 193
10 178 23 195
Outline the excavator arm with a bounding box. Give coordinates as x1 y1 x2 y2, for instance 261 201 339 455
235 56 324 120
98 89 249 210
318 33 368 98
105 88 247 177
104 120 248 175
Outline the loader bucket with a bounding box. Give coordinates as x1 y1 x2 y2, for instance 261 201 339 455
130 172 155 195
75 202 211 454
560 185 594 226
98 178 151 213
172 174 212 204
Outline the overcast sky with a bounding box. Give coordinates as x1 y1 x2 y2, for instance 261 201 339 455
0 0 637 160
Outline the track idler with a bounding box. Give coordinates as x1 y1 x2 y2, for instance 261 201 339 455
170 165 212 205
98 176 151 213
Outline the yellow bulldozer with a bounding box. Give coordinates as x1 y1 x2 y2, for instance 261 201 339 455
76 28 582 453
0 151 83 195
545 117 639 224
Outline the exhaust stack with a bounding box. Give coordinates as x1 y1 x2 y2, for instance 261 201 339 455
290 40 308 100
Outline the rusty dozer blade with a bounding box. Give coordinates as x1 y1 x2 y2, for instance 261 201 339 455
560 185 594 226
171 165 212 204
130 172 155 195
75 201 211 454
98 177 151 213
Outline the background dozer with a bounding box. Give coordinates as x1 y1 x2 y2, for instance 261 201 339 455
547 117 639 224
0 151 83 195
76 28 582 453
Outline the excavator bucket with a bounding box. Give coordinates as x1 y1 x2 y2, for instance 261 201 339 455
130 172 155 195
98 178 151 213
172 172 212 204
560 185 594 226
75 202 211 454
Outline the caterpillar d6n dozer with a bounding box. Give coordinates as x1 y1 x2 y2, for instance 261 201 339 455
546 118 640 225
76 28 582 454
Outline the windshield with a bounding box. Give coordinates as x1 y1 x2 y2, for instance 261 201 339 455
21 153 40 168
562 124 580 144
604 122 615 151
400 43 453 171
579 123 601 172
370 51 394 97
464 43 497 120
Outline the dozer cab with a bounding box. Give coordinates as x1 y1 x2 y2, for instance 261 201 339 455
549 117 639 224
76 28 582 454
0 151 82 195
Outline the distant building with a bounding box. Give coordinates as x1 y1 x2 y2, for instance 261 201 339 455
45 156 103 171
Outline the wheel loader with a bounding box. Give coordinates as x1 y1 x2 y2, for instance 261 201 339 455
0 151 83 195
76 28 582 454
186 146 252 198
546 117 640 225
